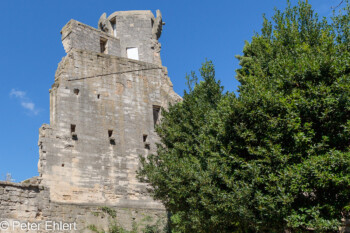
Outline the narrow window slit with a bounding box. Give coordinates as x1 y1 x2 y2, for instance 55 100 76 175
100 37 108 54
108 130 115 145
71 124 77 140
111 18 117 37
143 134 150 149
153 105 161 126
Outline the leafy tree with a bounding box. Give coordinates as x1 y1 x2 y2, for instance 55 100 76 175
231 1 350 231
139 60 230 232
139 1 350 232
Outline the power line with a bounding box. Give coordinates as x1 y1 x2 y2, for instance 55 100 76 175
331 0 344 9
67 67 163 82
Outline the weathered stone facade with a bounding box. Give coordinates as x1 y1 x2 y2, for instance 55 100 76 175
0 10 180 232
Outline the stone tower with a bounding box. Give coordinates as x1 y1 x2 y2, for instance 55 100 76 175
0 10 180 232
38 9 180 208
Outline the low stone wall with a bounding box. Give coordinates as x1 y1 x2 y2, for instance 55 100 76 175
0 181 167 233
0 181 47 222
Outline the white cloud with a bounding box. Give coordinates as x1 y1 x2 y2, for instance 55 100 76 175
10 89 26 98
10 89 39 115
21 102 35 111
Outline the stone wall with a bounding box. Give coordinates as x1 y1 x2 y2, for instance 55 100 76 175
108 11 160 64
39 48 180 208
61 20 121 57
0 181 167 232
62 11 163 65
0 181 47 224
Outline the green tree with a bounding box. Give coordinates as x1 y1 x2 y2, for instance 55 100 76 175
231 1 350 231
139 1 350 232
139 60 232 232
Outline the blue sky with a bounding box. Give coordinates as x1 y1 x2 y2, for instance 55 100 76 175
0 0 340 181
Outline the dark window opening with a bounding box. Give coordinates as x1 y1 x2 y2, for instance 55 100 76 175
62 164 65 167
143 134 150 149
108 130 115 145
74 89 79 95
71 124 76 133
71 124 77 140
97 94 100 99
100 37 108 54
153 105 161 126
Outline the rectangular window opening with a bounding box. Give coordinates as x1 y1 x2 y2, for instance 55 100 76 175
126 47 139 60
71 124 76 133
153 105 161 126
71 124 77 140
143 134 148 142
100 37 108 54
108 130 113 138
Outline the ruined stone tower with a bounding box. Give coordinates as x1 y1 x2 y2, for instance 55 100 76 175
0 10 180 232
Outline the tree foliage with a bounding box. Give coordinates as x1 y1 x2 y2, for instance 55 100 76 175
139 1 350 232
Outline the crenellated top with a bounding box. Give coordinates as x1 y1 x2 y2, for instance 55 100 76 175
60 10 164 66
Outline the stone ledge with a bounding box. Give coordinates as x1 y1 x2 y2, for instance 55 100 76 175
50 199 166 211
0 181 42 190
